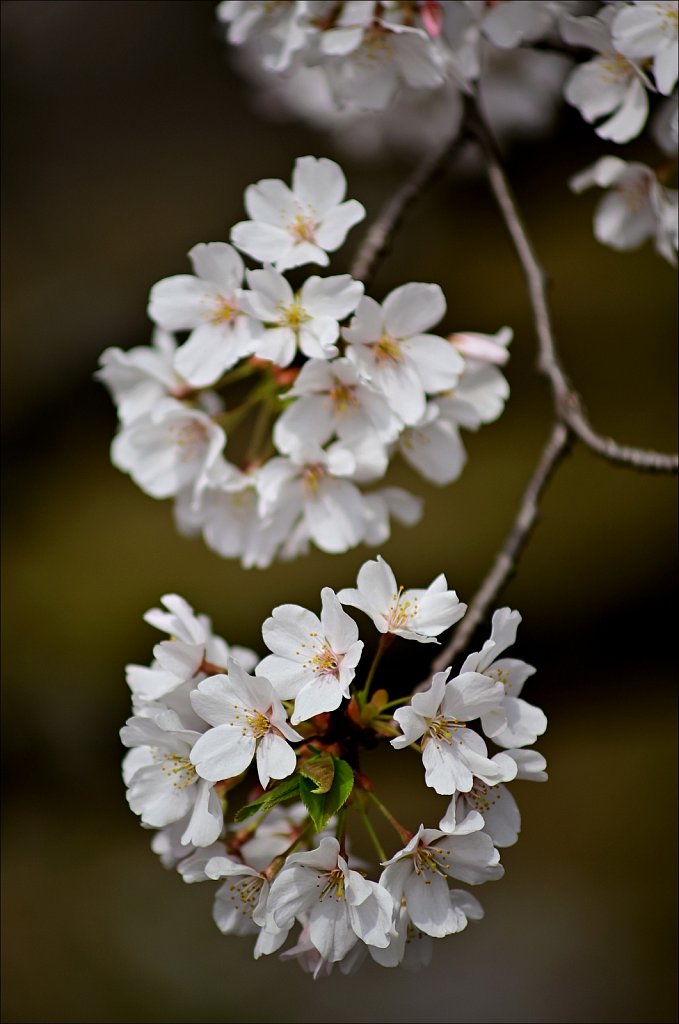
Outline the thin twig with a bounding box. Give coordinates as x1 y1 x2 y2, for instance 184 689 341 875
350 127 465 286
431 422 572 675
467 104 678 475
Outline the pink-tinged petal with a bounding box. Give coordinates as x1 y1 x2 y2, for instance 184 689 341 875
596 75 649 143
127 764 193 826
304 481 367 553
383 283 446 338
309 899 356 962
422 736 472 795
188 242 244 291
231 221 292 263
181 779 223 847
256 732 296 789
438 832 503 885
403 870 452 937
494 696 547 748
292 156 347 212
243 178 297 225
261 604 323 660
291 674 347 725
320 588 359 652
190 724 255 782
300 275 364 319
342 295 385 345
407 334 464 392
148 275 217 331
315 200 366 250
173 322 247 387
401 418 467 485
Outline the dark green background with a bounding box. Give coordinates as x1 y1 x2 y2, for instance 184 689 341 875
2 3 677 1022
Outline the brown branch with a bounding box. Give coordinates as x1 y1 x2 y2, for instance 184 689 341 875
350 127 465 286
431 422 572 675
467 103 678 475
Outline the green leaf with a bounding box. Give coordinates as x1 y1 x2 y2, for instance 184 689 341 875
299 757 354 832
298 754 335 794
234 775 301 822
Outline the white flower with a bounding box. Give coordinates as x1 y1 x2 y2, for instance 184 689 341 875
96 328 190 425
256 444 372 554
217 0 312 72
391 668 512 796
126 592 258 717
273 356 400 454
397 404 467 486
612 0 678 95
461 608 547 749
120 708 223 847
189 659 302 788
266 836 394 962
342 284 464 426
570 156 678 266
440 749 548 847
561 9 650 143
337 555 466 643
380 824 500 938
256 587 363 725
148 243 254 387
362 487 423 546
206 855 290 957
231 156 365 272
111 398 226 501
240 266 363 366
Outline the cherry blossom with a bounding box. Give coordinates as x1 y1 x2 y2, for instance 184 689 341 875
189 659 302 788
612 0 678 95
256 587 363 725
337 555 466 643
231 156 365 271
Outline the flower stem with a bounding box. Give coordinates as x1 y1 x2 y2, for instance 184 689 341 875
365 789 411 845
357 634 392 705
355 791 386 863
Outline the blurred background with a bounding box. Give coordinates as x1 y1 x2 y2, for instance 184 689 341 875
2 2 677 1022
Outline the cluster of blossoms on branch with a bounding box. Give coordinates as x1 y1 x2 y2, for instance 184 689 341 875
97 155 512 566
121 556 547 976
218 0 679 265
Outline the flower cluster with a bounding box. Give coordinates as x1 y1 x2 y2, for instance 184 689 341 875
120 556 547 975
98 155 512 566
216 1 679 266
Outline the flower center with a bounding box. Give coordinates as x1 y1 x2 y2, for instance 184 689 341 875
427 715 466 744
412 844 450 879
159 753 197 789
373 336 403 365
318 867 346 902
209 295 238 325
488 666 511 691
289 212 317 244
386 588 418 631
621 172 653 212
244 708 272 739
224 875 264 919
303 463 326 494
467 779 501 814
169 419 209 461
329 382 357 415
279 299 311 330
600 50 633 81
309 642 340 679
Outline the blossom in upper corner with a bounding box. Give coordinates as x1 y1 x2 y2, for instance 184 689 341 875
148 242 254 388
337 555 466 643
342 283 464 426
230 156 365 272
189 659 302 789
612 0 678 96
240 266 363 366
256 587 363 726
391 668 514 795
570 156 678 267
561 7 651 143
